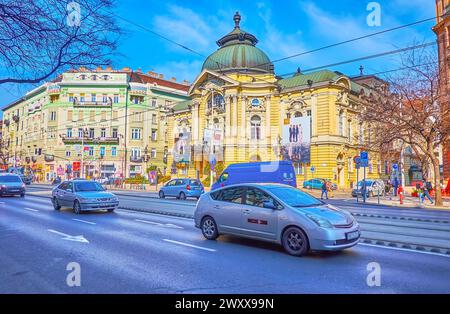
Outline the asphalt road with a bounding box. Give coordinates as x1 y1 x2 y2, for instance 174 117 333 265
1 194 450 293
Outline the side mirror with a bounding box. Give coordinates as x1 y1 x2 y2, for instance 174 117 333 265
263 200 277 210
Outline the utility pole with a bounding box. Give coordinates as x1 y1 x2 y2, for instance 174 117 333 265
123 75 130 181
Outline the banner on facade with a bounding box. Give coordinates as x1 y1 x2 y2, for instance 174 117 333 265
173 129 191 163
203 128 223 162
281 116 311 163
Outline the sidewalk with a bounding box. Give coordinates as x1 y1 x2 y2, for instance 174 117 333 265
305 188 450 210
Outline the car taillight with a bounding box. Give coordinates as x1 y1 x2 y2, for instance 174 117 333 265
221 183 224 187
186 185 191 190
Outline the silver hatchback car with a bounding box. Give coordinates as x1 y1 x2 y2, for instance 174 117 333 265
52 180 119 214
194 183 360 256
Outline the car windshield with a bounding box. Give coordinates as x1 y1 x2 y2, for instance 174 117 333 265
189 180 201 186
0 175 22 183
74 181 104 192
269 186 323 207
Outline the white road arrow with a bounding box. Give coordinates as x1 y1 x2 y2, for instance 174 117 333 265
47 229 89 243
135 219 183 229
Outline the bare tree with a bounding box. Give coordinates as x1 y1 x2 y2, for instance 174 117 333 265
359 46 449 206
0 0 120 85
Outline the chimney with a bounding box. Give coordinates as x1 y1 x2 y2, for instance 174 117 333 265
96 67 103 71
183 80 190 85
136 68 142 73
106 66 113 71
159 74 164 79
171 77 176 82
122 67 131 72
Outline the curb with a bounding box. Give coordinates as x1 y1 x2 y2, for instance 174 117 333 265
351 212 450 224
360 237 450 255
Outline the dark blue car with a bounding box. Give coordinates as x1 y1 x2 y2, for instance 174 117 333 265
211 161 297 190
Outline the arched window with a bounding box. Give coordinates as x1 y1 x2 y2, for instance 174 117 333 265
250 115 261 140
294 111 303 117
207 93 224 109
338 111 344 136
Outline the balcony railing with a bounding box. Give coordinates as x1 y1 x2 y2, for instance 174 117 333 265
130 156 143 163
61 136 119 144
73 100 112 108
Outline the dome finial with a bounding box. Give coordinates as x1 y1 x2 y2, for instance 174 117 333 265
233 11 241 28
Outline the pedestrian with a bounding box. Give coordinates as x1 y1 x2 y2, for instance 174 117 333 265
393 177 399 196
326 180 333 198
321 180 328 200
422 179 434 204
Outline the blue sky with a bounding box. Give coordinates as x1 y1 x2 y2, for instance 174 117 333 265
0 0 436 116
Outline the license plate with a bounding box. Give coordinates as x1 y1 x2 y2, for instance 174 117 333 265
346 231 359 240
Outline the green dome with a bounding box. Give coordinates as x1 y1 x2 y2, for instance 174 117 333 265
201 12 274 74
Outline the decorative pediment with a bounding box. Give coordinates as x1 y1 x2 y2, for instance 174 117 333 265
188 69 238 95
286 100 306 112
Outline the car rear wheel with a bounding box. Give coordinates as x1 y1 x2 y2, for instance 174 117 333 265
20 193 25 198
282 227 309 257
52 197 61 210
107 208 115 213
179 192 186 200
201 216 219 240
73 200 82 215
159 190 165 198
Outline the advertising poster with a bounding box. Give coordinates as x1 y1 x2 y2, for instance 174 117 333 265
173 129 191 163
281 116 311 163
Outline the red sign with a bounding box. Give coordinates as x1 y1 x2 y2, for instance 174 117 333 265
83 146 90 151
73 162 81 172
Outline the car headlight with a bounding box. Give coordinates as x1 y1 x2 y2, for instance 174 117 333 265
306 214 333 228
78 197 91 203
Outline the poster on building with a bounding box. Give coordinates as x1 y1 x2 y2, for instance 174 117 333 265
203 128 224 162
281 116 311 163
173 129 191 163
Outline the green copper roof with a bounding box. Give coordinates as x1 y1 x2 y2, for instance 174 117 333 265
202 44 273 73
278 70 341 90
172 99 192 112
202 12 273 74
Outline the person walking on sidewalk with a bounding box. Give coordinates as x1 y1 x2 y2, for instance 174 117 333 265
393 177 399 196
321 180 328 200
421 179 434 204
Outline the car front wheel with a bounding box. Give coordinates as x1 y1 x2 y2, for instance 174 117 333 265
73 200 82 214
53 197 61 210
201 216 219 240
282 227 309 257
179 192 186 200
159 190 165 198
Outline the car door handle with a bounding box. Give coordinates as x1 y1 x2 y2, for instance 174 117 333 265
214 205 220 209
243 209 251 215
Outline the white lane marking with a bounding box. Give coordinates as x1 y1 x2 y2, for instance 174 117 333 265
116 209 194 221
163 239 216 252
72 218 96 225
47 229 89 243
358 243 450 258
24 207 39 212
135 219 183 229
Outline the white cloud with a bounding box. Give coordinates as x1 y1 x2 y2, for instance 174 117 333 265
256 3 317 74
153 59 203 83
152 5 230 54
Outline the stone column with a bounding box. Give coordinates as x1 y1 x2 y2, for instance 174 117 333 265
241 96 247 140
232 95 238 137
225 95 231 139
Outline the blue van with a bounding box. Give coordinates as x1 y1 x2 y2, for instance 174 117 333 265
211 161 297 190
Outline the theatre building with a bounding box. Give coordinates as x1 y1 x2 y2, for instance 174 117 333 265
166 12 386 188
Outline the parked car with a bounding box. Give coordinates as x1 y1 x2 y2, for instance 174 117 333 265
211 161 297 190
195 183 360 257
302 178 337 190
0 173 26 197
52 180 119 214
20 175 32 185
351 179 385 197
158 178 204 200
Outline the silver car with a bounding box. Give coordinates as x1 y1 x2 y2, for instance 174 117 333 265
194 183 360 257
52 180 119 214
0 173 26 197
